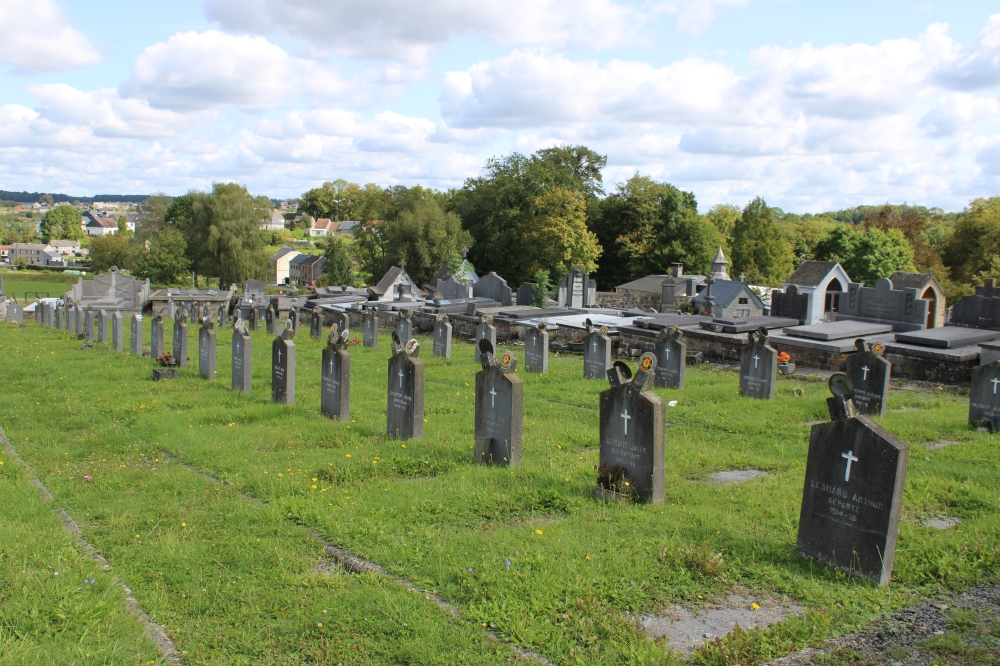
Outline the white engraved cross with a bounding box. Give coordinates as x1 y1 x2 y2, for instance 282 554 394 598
398 368 405 388
621 408 631 435
753 354 759 368
841 450 858 482
862 366 869 381
992 377 1000 394
490 386 497 408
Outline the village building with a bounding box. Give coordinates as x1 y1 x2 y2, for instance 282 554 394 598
887 271 946 328
269 247 301 285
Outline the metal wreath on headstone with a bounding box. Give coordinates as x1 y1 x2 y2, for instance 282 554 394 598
111 311 123 351
969 360 1000 431
524 321 549 374
433 314 452 359
173 314 189 367
583 319 612 379
386 332 425 440
796 373 909 586
845 339 891 417
151 314 164 360
474 340 524 466
199 317 217 380
474 315 497 364
322 324 351 420
654 325 686 389
272 321 296 405
131 314 143 356
395 309 413 342
739 327 777 400
363 311 378 348
232 318 252 393
596 352 665 503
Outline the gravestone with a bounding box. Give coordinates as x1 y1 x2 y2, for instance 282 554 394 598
568 266 588 308
255 305 268 333
272 322 296 405
739 327 777 400
387 334 424 440
439 276 472 301
516 282 534 306
218 305 227 327
474 340 524 466
596 353 664 503
97 310 108 344
7 303 23 324
55 304 63 330
474 316 497 364
968 360 1000 430
166 299 175 319
321 325 351 420
232 320 252 393
770 284 810 323
265 304 275 335
472 272 512 306
310 310 322 340
151 315 164 359
432 315 452 359
172 316 189 367
395 310 413 342
131 315 143 356
363 311 378 348
796 374 909 586
74 305 83 337
46 302 55 328
85 308 94 344
289 309 298 333
845 339 891 417
335 312 350 338
248 306 258 332
68 304 75 334
583 319 612 379
199 319 216 380
839 277 929 328
524 322 549 374
111 311 123 351
654 325 686 389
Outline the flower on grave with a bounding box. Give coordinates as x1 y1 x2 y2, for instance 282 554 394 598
752 602 760 610
505 558 511 569
777 352 791 363
83 475 92 482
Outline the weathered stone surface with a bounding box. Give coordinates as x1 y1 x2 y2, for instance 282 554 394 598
474 317 497 364
839 277 929 328
199 320 216 380
97 310 108 344
654 326 685 389
7 303 23 324
524 323 549 374
771 284 810 322
322 326 351 420
583 320 612 379
516 282 534 306
395 310 413 342
739 328 777 400
310 310 322 339
896 326 1000 349
55 304 63 330
173 316 189 367
438 276 472 301
265 305 276 335
363 311 378 348
111 311 123 351
151 315 164 359
131 315 143 356
433 316 452 359
472 272 512 306
845 339 891 417
474 340 523 466
272 326 296 404
969 360 1000 430
387 335 424 440
232 323 252 393
85 308 95 344
784 320 894 341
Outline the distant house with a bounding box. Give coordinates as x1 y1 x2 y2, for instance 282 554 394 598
10 243 64 266
289 253 311 284
337 221 358 238
269 247 300 285
368 263 423 302
691 279 765 318
299 255 329 285
49 240 81 256
781 260 852 325
262 209 286 231
83 211 119 236
888 271 946 328
310 218 335 237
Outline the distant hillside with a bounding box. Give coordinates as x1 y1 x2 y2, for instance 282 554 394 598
0 190 149 204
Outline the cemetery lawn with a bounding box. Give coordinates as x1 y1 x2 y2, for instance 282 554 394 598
0 270 79 303
1 322 998 665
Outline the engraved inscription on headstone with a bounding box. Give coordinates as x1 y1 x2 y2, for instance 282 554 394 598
654 325 686 389
583 319 612 379
524 322 549 374
432 315 452 359
596 353 665 503
845 339 891 417
173 316 189 367
474 340 523 466
131 314 143 356
395 310 413 342
151 315 164 359
272 322 296 404
797 374 909 586
321 325 351 420
363 311 378 348
739 327 777 400
474 316 497 365
232 320 252 393
199 318 217 380
111 311 123 351
387 334 424 440
969 360 1000 430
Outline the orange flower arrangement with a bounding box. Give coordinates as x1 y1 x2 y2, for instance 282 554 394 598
777 352 792 363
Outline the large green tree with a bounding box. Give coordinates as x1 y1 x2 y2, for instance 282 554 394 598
198 183 272 286
40 205 83 242
730 197 795 284
322 236 353 286
89 233 134 273
522 187 602 276
942 197 1000 286
384 196 472 285
813 225 915 286
134 229 190 285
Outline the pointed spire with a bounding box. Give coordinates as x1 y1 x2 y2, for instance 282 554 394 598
710 247 730 281
713 247 727 264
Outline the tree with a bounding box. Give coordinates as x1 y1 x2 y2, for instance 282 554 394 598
942 197 1000 286
117 215 129 235
383 197 472 285
198 183 272 286
522 187 602 276
90 233 134 273
864 204 943 275
731 197 795 284
135 229 190 285
40 205 83 242
705 204 741 239
352 220 388 285
323 236 353 286
813 225 914 286
532 269 552 307
38 194 53 205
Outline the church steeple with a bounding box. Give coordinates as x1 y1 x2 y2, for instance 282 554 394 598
710 247 730 281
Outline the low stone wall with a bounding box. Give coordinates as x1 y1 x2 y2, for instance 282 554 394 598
884 353 977 384
595 291 661 311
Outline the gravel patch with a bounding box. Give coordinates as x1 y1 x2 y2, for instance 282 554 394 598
707 470 771 484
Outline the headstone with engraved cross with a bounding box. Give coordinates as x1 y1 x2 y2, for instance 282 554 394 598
395 310 413 342
199 318 216 380
131 314 143 356
524 321 549 373
272 321 296 404
596 353 664 503
387 333 424 440
583 319 612 379
151 314 164 359
433 315 452 359
111 311 123 351
474 340 524 466
969 360 1000 430
173 315 189 367
654 325 686 389
232 319 252 393
845 339 891 417
796 373 909 586
321 324 351 420
363 311 378 348
474 316 497 364
739 327 777 400
310 309 322 340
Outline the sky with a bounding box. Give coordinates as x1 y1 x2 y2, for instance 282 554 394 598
0 0 999 212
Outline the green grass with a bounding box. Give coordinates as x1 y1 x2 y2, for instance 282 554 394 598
0 319 998 664
1 270 80 303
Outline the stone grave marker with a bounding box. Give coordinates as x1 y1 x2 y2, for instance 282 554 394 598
232 319 252 393
845 339 891 417
166 299 175 319
288 309 298 333
796 373 909 586
583 319 612 379
363 311 378 348
770 284 810 323
255 305 268 333
199 318 216 380
969 360 1000 430
67 304 75 334
310 310 322 340
47 302 55 328
265 304 276 335
272 321 296 404
74 305 83 337
438 275 471 301
395 310 413 342
173 315 189 367
85 308 95 344
321 324 351 420
55 304 63 330
596 353 665 503
739 327 777 400
218 305 227 327
111 311 123 351
131 315 143 356
654 325 686 389
8 303 23 325
97 310 108 344
474 340 524 466
387 333 424 440
335 312 350 337
151 315 164 359
472 272 512 306
474 316 497 364
524 321 549 374
433 315 452 358
247 306 258 332
516 282 534 306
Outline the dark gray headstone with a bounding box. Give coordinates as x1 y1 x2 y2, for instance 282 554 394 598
439 276 471 301
597 353 664 503
8 303 23 324
771 284 810 322
969 360 1000 430
248 306 258 332
166 299 176 319
432 316 452 359
218 305 227 327
74 306 83 337
199 320 216 380
845 339 891 417
321 326 351 420
474 341 523 466
67 305 75 334
172 317 189 367
232 324 252 393
288 309 298 333
395 311 413 342
474 317 497 364
272 329 296 404
516 282 534 306
739 328 777 400
47 302 55 328
55 304 63 330
97 310 107 344
131 315 143 356
797 374 909 586
336 312 350 336
387 336 424 440
472 272 512 306
265 305 275 335
151 315 164 359
85 308 94 344
363 311 378 348
524 324 549 373
111 311 123 351
654 326 686 389
583 322 612 379
310 310 321 339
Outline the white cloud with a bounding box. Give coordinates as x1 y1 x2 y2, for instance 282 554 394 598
203 0 639 61
0 0 100 72
653 0 749 35
920 94 998 137
931 14 1000 91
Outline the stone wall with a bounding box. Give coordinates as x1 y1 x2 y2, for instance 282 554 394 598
594 291 661 311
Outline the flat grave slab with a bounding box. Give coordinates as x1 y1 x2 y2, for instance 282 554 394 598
981 340 1000 365
706 470 770 484
895 326 1000 349
883 341 982 363
783 320 893 341
700 316 800 334
768 331 896 354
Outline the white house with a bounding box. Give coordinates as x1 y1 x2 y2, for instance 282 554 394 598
310 218 335 237
262 209 286 231
782 260 853 325
83 211 119 236
269 247 301 285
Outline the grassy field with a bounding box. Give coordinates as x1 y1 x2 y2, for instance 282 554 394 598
0 270 81 303
0 318 998 665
